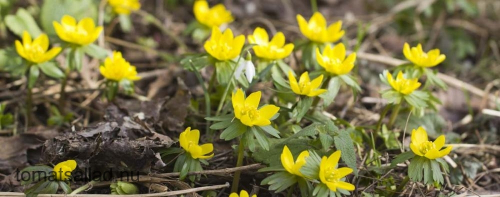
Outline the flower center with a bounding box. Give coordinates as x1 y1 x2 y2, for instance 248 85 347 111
418 141 435 155
326 57 342 66
324 167 340 182
299 81 311 93
241 106 260 121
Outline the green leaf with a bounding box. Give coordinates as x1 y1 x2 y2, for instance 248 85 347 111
209 120 232 130
293 97 313 122
320 77 341 107
423 159 432 184
82 44 108 59
118 14 132 32
251 127 270 151
243 131 256 152
38 62 64 79
252 138 313 166
300 151 322 180
5 8 42 37
333 127 358 175
319 132 334 151
390 151 415 167
259 125 280 138
408 156 426 182
205 114 233 121
339 74 361 91
215 61 234 85
280 123 322 145
180 55 209 71
220 120 247 140
28 66 40 89
381 90 402 104
40 0 98 36
431 160 444 184
395 112 446 138
67 47 84 71
59 181 72 194
40 181 58 194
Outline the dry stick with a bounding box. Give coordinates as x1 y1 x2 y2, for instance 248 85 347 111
0 182 229 197
354 51 500 107
153 163 262 178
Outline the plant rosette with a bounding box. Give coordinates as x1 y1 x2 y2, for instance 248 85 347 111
207 89 280 151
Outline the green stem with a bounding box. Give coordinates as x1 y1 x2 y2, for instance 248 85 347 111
215 57 243 117
106 81 119 102
190 61 211 134
311 0 318 13
286 185 294 197
374 104 391 140
58 68 70 114
231 137 246 193
388 101 403 128
70 180 98 195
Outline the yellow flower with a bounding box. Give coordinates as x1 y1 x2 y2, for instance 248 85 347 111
296 12 344 43
204 27 245 61
387 71 421 95
247 27 294 60
229 190 256 197
232 89 280 127
288 71 326 97
15 31 61 64
179 127 214 159
194 0 233 28
100 51 140 82
281 145 309 177
319 151 355 192
403 43 446 68
53 15 103 46
316 43 356 75
53 160 77 181
410 127 452 160
108 0 141 15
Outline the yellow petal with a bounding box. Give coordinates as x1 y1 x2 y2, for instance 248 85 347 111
309 12 327 30
438 146 453 158
433 135 446 150
179 127 191 150
240 115 254 127
199 143 214 156
288 71 301 95
239 190 249 197
22 31 31 45
296 14 309 38
411 127 428 144
310 74 324 90
336 167 353 178
325 182 338 192
326 150 341 167
424 148 441 160
280 146 295 174
298 71 310 85
258 105 280 120
229 193 239 197
245 91 261 109
332 43 346 61
15 40 25 58
34 34 49 51
270 32 285 47
308 89 326 97
249 27 269 45
403 43 412 61
410 143 423 156
193 0 209 22
44 47 62 62
232 89 245 109
61 15 76 26
336 181 355 191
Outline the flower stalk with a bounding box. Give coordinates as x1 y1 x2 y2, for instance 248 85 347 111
387 101 402 128
231 136 246 193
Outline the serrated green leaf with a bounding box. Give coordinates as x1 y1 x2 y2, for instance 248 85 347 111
339 74 361 91
319 133 333 151
431 159 444 184
333 128 358 175
408 156 426 182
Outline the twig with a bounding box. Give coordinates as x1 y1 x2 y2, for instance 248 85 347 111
153 163 263 178
362 169 394 193
0 182 229 197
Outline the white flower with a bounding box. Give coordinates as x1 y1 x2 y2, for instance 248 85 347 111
235 59 255 83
